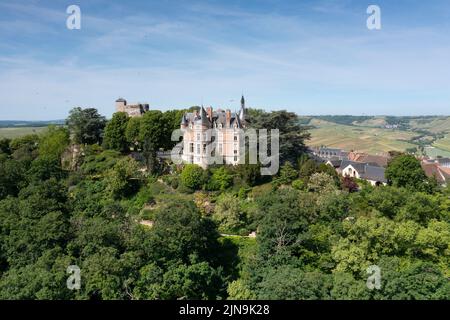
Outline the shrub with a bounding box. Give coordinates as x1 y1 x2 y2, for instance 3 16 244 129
180 164 206 190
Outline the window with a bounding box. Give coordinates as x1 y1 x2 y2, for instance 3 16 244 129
234 156 238 162
234 149 237 154
197 144 200 155
197 133 200 141
189 143 194 153
203 144 206 154
190 156 194 163
234 135 238 141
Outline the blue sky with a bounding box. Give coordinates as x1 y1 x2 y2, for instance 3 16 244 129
1 0 450 120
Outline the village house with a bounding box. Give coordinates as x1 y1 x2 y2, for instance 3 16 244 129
340 161 387 186
421 161 450 186
311 147 348 160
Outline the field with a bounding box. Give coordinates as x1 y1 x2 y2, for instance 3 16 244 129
305 115 450 156
433 135 450 152
0 126 48 139
306 119 417 154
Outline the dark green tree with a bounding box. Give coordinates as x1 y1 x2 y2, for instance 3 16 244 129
66 107 106 145
248 109 310 164
385 154 427 190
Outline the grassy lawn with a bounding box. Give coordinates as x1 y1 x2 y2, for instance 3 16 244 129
0 126 48 139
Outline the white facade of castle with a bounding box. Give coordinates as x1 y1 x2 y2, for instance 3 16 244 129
180 96 247 168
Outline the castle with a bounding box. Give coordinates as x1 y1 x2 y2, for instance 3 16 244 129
114 96 248 168
180 96 247 168
115 98 149 117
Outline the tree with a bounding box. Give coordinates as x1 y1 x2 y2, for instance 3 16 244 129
125 117 142 149
0 138 11 155
180 164 206 190
38 125 69 158
10 134 39 165
248 109 310 165
372 257 450 300
385 154 427 190
0 158 26 199
105 157 142 198
147 200 221 266
213 194 247 234
341 176 359 193
276 161 298 185
66 107 106 145
103 112 130 153
208 167 233 191
139 111 166 147
257 266 332 300
227 279 256 300
308 173 338 193
235 163 261 187
27 155 64 182
139 111 167 173
299 159 318 179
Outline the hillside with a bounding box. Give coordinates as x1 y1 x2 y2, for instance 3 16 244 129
303 115 450 156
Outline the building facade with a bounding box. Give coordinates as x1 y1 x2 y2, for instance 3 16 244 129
180 96 247 168
115 98 149 117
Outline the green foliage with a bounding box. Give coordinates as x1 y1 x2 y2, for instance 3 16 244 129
213 194 248 234
227 279 256 300
66 107 106 145
0 138 11 155
248 109 310 164
1 108 449 301
38 126 70 159
385 154 428 190
275 161 298 186
105 157 143 198
103 112 130 153
292 179 306 191
27 155 64 182
208 167 233 191
0 157 26 199
10 134 39 164
257 266 332 300
80 149 122 176
125 117 142 148
307 172 338 193
235 163 261 187
180 164 206 190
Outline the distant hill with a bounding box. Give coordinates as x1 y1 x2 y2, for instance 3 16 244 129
301 115 450 157
0 120 65 128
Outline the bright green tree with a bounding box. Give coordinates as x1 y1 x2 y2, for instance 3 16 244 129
103 112 130 153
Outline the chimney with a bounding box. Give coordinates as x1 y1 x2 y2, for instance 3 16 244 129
226 109 231 127
206 106 213 121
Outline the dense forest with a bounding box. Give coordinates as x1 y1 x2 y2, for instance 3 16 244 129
0 107 448 300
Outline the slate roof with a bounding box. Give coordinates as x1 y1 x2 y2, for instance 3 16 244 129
361 165 387 183
182 107 243 128
341 161 387 183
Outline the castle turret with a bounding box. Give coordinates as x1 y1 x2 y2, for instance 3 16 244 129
181 115 187 128
239 95 246 125
115 97 127 112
